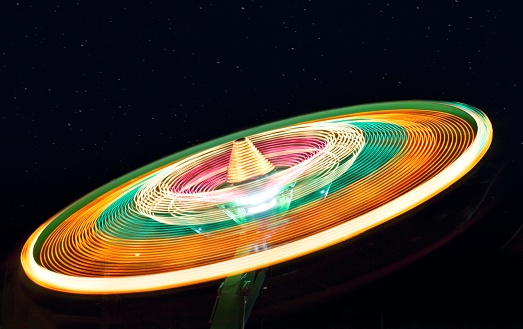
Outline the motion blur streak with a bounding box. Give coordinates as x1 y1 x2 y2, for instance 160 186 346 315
21 101 492 294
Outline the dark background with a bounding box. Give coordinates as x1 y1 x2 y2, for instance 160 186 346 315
1 1 522 328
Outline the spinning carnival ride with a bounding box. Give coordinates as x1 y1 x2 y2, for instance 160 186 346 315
20 100 492 328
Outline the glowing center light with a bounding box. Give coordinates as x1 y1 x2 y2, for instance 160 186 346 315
221 181 297 223
217 137 301 223
248 199 276 214
237 188 280 207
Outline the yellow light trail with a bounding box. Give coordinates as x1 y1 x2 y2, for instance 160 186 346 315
21 101 492 294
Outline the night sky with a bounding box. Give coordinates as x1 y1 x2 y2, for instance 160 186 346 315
1 1 523 328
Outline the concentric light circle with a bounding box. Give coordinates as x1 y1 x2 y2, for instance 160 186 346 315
134 120 365 226
21 100 492 294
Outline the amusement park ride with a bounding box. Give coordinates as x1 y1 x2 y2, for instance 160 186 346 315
19 100 492 328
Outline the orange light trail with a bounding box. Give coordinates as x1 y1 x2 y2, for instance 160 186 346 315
21 101 492 294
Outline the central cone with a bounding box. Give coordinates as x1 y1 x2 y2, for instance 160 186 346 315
226 137 275 183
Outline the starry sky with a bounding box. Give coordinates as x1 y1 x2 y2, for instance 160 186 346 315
1 1 523 328
2 1 521 248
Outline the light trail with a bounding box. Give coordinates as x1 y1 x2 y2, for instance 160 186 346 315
133 120 364 226
21 101 492 294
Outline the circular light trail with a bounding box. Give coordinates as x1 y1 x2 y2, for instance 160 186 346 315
21 100 492 294
134 121 365 226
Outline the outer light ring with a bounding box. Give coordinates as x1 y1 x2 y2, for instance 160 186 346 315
21 100 493 294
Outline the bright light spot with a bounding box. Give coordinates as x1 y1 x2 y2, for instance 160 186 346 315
237 188 279 206
246 197 278 215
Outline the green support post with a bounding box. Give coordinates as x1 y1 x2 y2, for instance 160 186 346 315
209 268 266 329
